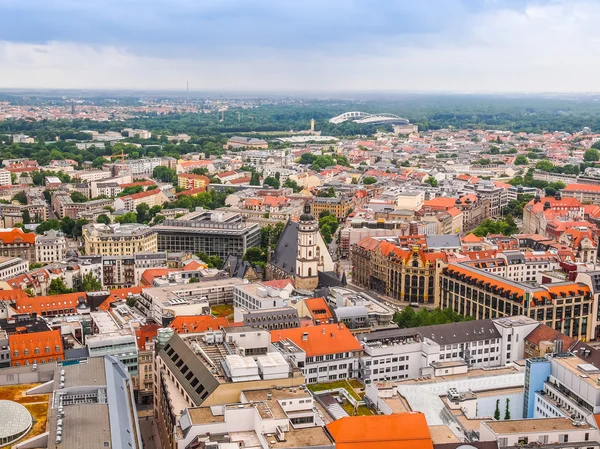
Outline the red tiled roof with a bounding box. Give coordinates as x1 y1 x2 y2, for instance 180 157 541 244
15 292 86 315
304 297 333 324
9 329 64 366
122 189 163 201
525 323 576 348
326 413 433 449
169 315 229 334
0 228 35 244
271 323 361 357
261 279 294 289
564 183 600 193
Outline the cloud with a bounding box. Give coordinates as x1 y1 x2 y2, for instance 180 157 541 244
0 0 598 92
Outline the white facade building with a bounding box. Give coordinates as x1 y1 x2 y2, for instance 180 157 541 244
0 256 28 280
35 230 68 264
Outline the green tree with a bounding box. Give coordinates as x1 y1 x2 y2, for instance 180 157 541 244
12 191 27 205
126 296 137 308
584 148 600 162
514 155 529 165
115 212 138 224
153 166 178 183
243 247 267 263
92 157 109 169
317 187 336 198
73 218 88 238
60 216 75 236
35 219 61 234
472 218 518 237
494 399 501 420
263 176 280 189
97 214 111 225
424 176 439 187
249 171 260 186
48 278 73 295
136 203 150 223
189 277 200 283
393 307 472 328
535 160 554 172
70 191 88 203
363 176 377 185
22 209 31 225
319 214 339 235
504 398 510 420
196 252 224 269
283 178 302 193
118 185 144 197
80 271 102 292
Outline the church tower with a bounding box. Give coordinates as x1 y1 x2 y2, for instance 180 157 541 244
295 202 320 290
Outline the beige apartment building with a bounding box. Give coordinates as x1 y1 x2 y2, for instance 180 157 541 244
83 223 157 256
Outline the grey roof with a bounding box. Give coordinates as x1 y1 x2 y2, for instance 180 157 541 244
64 347 90 361
367 319 501 346
270 220 299 276
426 234 462 249
224 254 255 279
418 320 501 345
159 334 220 405
584 271 600 293
318 271 342 288
504 251 525 264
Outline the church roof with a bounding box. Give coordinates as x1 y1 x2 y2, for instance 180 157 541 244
270 220 299 277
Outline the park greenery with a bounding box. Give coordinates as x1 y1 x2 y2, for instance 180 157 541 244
472 216 519 237
393 307 473 328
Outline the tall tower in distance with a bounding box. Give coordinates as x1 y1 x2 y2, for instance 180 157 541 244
71 100 75 116
310 118 315 133
295 202 320 291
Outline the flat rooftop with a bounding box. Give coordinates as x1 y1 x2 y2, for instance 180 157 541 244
429 425 461 444
188 407 225 425
269 426 332 449
48 403 111 449
553 355 600 389
484 417 592 433
52 357 107 390
142 278 245 304
243 388 312 420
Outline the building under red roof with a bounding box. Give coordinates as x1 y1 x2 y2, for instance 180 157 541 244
169 315 229 334
325 413 433 449
271 323 361 358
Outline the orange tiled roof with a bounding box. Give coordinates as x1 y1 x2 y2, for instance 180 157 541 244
15 292 86 315
9 329 64 366
462 233 484 244
0 228 35 244
119 181 154 188
271 323 361 357
169 315 229 334
176 187 206 197
304 297 333 324
326 413 433 449
122 189 163 201
135 323 161 349
261 279 294 289
423 197 457 210
525 323 576 348
564 183 600 193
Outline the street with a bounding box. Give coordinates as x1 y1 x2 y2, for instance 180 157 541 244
138 415 161 449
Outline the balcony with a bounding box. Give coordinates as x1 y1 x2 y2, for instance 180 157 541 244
543 382 592 418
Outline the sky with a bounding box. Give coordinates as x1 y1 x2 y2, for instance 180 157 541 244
0 0 597 92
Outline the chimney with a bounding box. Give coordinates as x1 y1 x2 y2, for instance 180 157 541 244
322 328 326 335
302 332 308 341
